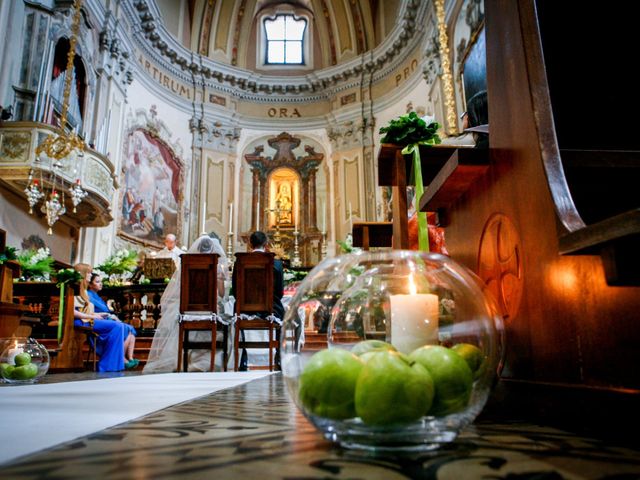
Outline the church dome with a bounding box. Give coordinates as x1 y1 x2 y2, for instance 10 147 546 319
155 0 401 73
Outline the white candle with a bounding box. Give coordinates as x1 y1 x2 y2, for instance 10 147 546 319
228 202 233 234
7 342 23 365
256 200 260 230
295 207 298 233
348 201 353 231
322 201 326 233
201 201 207 234
389 276 439 354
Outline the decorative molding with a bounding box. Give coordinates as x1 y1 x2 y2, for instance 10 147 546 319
327 117 375 150
206 156 225 224
343 156 360 219
435 0 458 135
477 213 523 322
125 0 427 101
192 119 241 154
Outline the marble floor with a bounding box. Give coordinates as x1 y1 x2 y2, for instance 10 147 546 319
1 373 639 479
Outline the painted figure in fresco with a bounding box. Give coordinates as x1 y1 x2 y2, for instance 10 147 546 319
275 183 293 224
120 128 180 244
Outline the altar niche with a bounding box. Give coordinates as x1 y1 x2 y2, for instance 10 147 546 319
269 168 299 229
244 132 324 266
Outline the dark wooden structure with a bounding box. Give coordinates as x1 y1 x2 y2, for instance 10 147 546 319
177 253 224 372
233 252 279 371
13 282 84 371
377 0 640 429
100 283 165 333
351 222 393 250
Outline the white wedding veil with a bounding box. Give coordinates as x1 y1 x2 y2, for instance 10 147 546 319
143 235 231 373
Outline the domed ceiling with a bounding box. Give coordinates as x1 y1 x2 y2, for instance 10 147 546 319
154 0 401 73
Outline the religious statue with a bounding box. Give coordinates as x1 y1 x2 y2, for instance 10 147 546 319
275 183 293 224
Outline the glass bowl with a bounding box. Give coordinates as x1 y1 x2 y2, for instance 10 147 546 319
0 337 50 384
281 250 503 453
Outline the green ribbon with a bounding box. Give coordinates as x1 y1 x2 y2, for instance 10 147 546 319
57 282 65 343
402 142 430 252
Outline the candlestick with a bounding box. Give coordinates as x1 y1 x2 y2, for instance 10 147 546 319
389 276 439 354
226 231 234 271
322 201 326 233
321 231 328 259
291 230 302 267
228 202 233 234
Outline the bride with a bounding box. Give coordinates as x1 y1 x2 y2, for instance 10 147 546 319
143 234 234 373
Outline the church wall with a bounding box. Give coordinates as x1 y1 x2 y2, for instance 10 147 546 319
0 187 77 265
112 77 193 253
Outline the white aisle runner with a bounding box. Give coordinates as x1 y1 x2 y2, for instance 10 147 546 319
0 371 270 465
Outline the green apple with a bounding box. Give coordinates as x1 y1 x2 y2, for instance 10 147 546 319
11 363 38 380
351 339 396 357
359 351 385 364
409 345 473 416
355 350 434 426
14 352 32 366
0 362 14 379
298 348 364 420
451 343 484 379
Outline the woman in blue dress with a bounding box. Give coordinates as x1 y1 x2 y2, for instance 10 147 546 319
88 273 138 369
73 263 128 372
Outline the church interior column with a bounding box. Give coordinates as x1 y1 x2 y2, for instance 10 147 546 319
251 168 259 231
300 172 309 233
308 168 318 231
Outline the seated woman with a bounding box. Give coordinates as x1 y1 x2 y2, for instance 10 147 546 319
73 263 130 372
143 235 232 373
87 273 138 368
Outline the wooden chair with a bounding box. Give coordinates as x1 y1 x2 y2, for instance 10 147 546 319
233 252 279 372
177 253 222 372
74 324 98 371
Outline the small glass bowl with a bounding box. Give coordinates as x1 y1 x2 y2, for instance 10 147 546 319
0 337 50 384
281 251 503 453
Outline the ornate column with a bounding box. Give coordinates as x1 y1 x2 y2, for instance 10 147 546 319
251 167 260 230
308 167 318 230
259 169 268 232
300 170 309 233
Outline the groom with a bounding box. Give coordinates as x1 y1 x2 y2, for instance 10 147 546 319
232 231 284 370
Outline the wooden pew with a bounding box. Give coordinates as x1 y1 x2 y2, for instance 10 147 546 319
13 282 85 371
0 228 31 337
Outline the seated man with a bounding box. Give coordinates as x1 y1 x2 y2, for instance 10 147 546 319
232 231 284 370
87 273 138 369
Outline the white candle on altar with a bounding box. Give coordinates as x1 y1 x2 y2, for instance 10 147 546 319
389 275 439 354
228 202 233 234
256 200 260 230
322 201 326 233
348 201 353 231
201 201 207 234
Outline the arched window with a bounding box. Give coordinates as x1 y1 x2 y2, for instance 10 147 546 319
264 14 307 64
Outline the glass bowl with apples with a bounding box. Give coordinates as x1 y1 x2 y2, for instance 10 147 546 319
0 337 50 384
280 250 503 453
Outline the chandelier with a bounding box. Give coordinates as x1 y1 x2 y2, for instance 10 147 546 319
25 0 87 234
